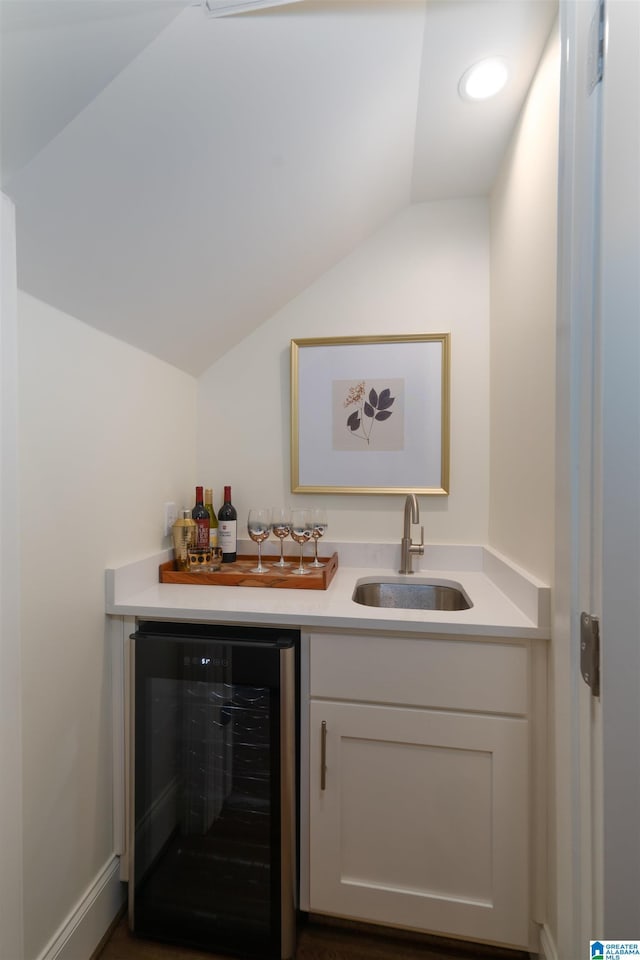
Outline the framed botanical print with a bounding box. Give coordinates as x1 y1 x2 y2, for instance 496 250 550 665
290 333 450 494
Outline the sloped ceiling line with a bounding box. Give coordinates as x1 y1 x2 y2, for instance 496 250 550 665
0 0 557 375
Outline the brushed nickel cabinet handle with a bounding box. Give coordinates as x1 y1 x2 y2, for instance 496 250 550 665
320 720 327 791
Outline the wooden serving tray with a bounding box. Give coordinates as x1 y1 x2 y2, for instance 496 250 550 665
159 552 339 590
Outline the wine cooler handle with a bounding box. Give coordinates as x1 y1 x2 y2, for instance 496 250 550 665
320 720 327 791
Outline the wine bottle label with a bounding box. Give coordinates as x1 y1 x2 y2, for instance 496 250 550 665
209 527 218 550
195 518 210 548
219 520 237 553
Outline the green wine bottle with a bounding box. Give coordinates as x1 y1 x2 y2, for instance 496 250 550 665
204 488 219 550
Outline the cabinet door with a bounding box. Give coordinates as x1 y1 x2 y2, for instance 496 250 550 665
309 700 529 949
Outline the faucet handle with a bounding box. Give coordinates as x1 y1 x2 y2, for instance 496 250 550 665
409 526 424 558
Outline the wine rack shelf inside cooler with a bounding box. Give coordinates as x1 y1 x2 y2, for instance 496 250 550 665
159 552 339 590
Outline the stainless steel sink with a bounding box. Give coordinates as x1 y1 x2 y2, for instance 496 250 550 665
352 578 472 611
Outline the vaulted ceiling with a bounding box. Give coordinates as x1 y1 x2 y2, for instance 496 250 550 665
1 0 557 375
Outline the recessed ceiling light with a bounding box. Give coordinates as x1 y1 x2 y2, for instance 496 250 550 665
459 58 509 101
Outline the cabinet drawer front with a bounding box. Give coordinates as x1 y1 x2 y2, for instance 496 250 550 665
310 633 528 715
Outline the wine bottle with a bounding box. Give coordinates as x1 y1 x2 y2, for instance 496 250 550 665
218 485 237 563
204 488 219 550
191 486 210 549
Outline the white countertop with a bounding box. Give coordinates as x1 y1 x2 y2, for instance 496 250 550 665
106 542 550 640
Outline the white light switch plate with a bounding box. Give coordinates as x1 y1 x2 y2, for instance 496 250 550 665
163 502 177 537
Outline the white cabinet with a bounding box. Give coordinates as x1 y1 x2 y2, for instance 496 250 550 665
305 631 546 951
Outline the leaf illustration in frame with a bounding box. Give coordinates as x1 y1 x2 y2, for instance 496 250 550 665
347 410 361 431
377 388 395 411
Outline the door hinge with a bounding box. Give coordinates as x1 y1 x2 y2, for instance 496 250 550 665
580 612 601 697
588 0 605 93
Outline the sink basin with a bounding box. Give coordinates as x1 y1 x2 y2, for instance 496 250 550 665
352 578 472 611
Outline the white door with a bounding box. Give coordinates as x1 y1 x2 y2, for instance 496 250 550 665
556 0 604 951
598 0 640 936
0 192 24 959
556 0 640 951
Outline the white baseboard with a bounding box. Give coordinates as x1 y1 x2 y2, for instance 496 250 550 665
36 855 125 960
537 923 559 960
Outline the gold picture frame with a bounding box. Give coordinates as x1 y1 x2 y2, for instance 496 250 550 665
290 333 450 495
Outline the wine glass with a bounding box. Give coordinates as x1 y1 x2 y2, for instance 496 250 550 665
309 508 328 567
271 508 292 568
290 509 313 575
247 509 271 574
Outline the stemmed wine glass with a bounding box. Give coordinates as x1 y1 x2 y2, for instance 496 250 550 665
247 509 271 574
309 508 328 568
271 508 292 568
290 509 313 575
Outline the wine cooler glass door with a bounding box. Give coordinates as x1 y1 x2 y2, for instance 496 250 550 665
130 623 297 960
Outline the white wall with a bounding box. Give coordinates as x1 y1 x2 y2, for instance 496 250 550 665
489 23 559 955
198 199 490 546
488 25 560 584
17 292 197 959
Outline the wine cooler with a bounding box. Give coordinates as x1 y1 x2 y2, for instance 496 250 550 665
128 620 299 960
